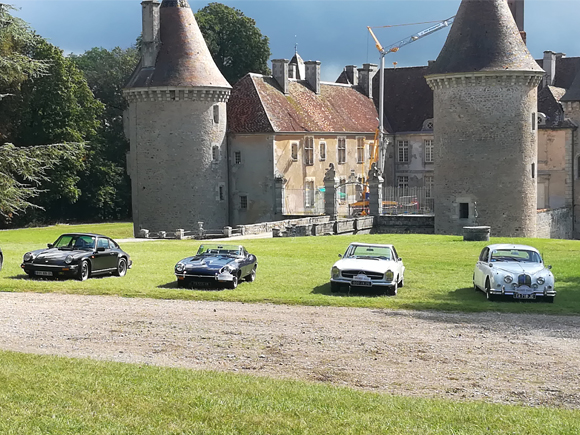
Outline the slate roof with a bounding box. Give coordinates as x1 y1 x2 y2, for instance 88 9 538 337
537 56 580 90
428 0 543 75
538 86 567 128
126 0 230 89
228 74 378 134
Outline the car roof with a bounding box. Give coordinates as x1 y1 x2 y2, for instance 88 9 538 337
60 233 109 238
486 244 540 253
348 242 394 249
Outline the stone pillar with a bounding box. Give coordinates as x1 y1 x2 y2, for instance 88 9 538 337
368 163 384 216
324 163 338 220
274 173 287 216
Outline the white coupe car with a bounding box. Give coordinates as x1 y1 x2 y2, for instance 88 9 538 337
330 242 405 295
473 244 556 302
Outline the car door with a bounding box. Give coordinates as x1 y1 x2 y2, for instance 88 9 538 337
391 246 403 277
94 237 116 271
475 247 490 288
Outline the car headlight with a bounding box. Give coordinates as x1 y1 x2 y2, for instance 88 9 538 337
23 252 35 262
385 270 394 281
331 266 340 279
504 275 513 284
175 263 185 273
220 266 234 274
65 255 73 264
536 277 545 285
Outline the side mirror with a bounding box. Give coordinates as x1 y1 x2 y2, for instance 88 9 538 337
398 257 403 262
47 243 53 248
96 247 105 252
338 254 342 258
548 265 552 270
489 263 493 268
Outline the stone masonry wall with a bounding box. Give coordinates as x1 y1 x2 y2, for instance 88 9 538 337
428 73 542 237
536 207 572 239
126 98 229 235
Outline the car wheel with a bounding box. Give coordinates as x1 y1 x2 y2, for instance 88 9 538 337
330 281 341 293
245 265 257 282
78 260 90 282
485 279 495 301
227 274 239 290
544 296 555 303
398 275 404 288
387 280 398 296
0 253 3 272
114 257 128 277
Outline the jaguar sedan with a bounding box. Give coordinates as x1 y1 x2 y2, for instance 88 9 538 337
21 233 132 281
330 242 405 295
473 244 556 302
175 244 257 289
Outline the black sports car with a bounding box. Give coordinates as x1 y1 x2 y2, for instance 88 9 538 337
21 233 132 281
175 243 257 289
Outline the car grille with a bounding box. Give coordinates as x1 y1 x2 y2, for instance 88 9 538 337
341 270 384 280
517 274 532 287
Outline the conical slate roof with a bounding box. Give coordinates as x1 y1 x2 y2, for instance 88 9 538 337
127 0 230 89
428 0 543 75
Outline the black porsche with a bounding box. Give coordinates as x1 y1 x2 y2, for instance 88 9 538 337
21 233 132 281
175 243 257 289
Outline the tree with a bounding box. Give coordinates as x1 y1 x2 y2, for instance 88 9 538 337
69 46 140 221
195 3 270 85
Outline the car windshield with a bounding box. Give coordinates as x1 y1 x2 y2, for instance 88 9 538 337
346 245 391 260
490 249 542 263
53 235 95 251
196 244 242 257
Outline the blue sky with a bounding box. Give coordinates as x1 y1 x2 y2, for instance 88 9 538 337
9 0 580 82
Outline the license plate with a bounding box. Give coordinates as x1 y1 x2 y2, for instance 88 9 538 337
514 293 536 299
193 281 211 287
352 275 372 286
35 271 53 277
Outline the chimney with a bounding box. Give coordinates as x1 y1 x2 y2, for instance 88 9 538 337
345 65 358 86
141 0 160 68
305 60 321 95
358 63 378 99
272 59 290 95
543 51 557 87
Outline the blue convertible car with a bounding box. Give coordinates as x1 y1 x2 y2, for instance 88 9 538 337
174 244 257 289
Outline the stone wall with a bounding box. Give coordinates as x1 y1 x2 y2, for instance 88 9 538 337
238 216 330 235
374 215 435 234
536 207 573 239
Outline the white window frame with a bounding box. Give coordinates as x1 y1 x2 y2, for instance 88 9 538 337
424 175 434 198
397 175 409 190
304 137 314 166
319 141 326 161
291 142 299 161
356 137 364 164
424 139 434 163
337 137 346 164
305 178 315 208
397 140 409 163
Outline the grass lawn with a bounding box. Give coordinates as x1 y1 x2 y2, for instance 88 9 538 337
1 222 579 314
1 350 579 435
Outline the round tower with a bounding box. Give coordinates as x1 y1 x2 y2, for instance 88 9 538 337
425 0 544 237
124 0 231 236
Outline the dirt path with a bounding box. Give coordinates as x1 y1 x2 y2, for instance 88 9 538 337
1 292 579 409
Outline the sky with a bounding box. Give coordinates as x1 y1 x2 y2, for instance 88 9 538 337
8 0 580 82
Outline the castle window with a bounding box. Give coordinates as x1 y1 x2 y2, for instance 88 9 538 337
356 137 364 163
338 177 347 203
319 141 326 161
397 176 409 193
397 140 409 163
459 203 469 219
212 145 220 162
531 163 535 179
338 137 346 164
424 139 434 163
578 156 580 178
531 112 536 131
240 195 248 210
234 151 242 164
305 180 315 207
424 175 434 198
213 105 219 124
304 137 314 165
219 185 225 201
291 142 299 161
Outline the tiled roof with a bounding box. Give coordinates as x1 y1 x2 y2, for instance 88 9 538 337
428 0 543 75
126 0 230 89
228 75 378 134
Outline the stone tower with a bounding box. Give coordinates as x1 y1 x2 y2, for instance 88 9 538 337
124 0 231 236
425 0 544 237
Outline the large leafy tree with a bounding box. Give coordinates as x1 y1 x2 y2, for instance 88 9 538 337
69 46 139 221
195 3 270 85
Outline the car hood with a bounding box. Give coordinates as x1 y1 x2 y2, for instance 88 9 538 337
180 255 235 270
491 263 547 275
333 258 397 274
31 248 87 262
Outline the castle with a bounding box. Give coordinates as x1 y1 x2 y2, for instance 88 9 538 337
124 0 580 240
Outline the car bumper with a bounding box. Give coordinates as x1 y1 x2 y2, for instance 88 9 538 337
176 271 236 287
21 263 79 278
489 285 556 299
330 278 395 289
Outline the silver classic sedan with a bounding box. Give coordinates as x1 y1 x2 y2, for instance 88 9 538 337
473 244 556 302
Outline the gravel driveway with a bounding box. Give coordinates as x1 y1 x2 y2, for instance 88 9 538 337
1 292 579 409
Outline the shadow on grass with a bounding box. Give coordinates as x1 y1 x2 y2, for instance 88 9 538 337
157 280 230 292
311 282 394 298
